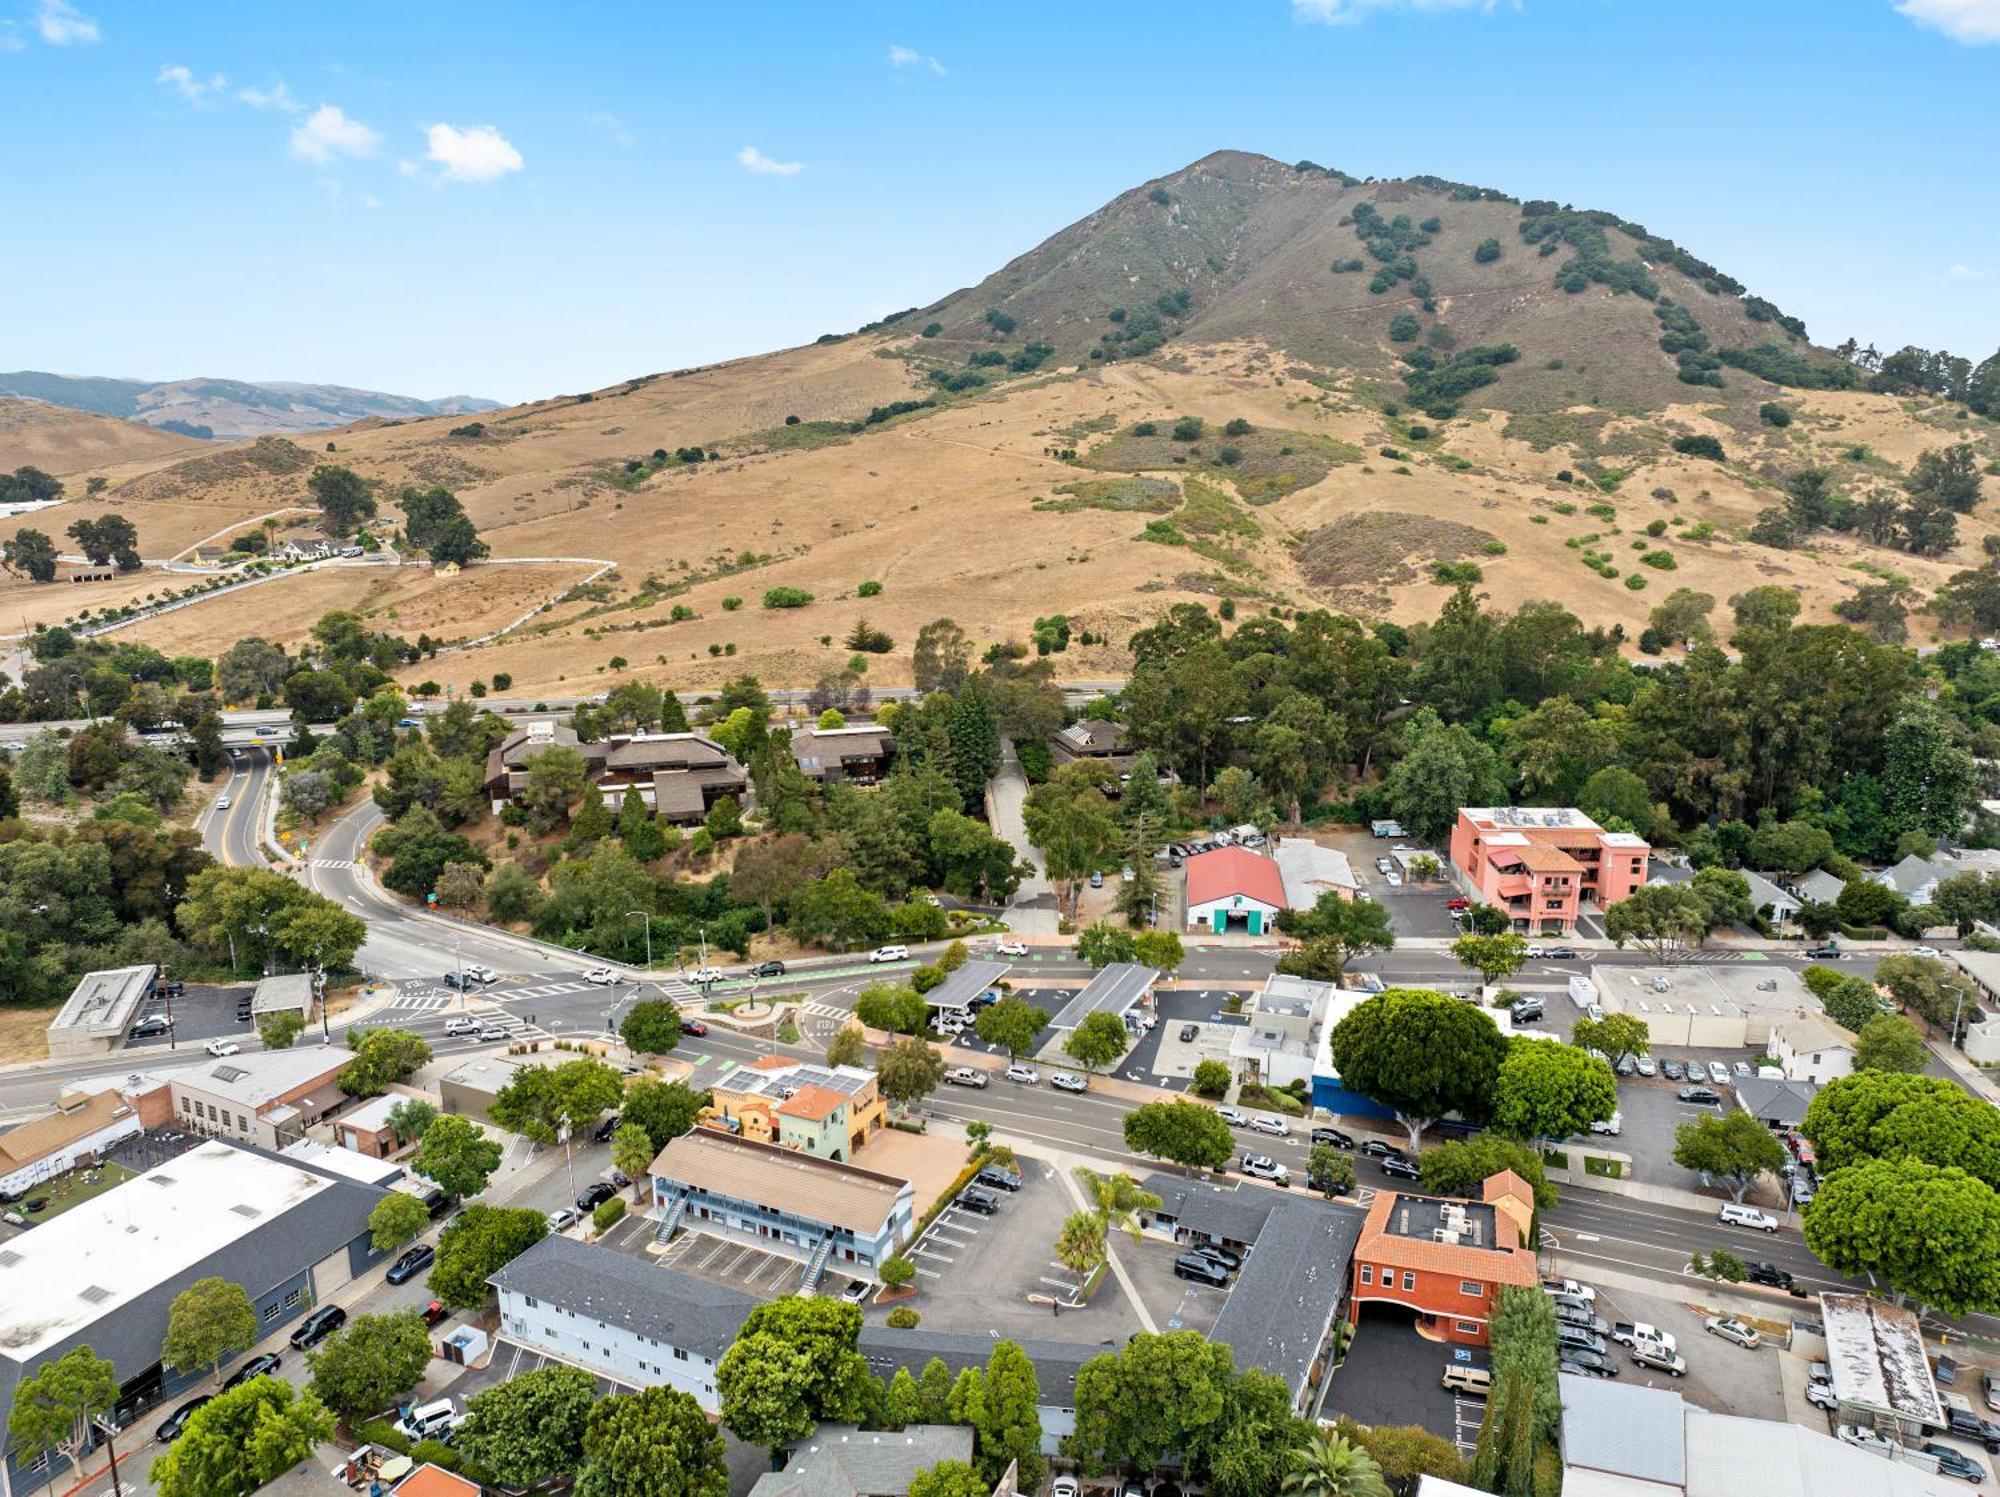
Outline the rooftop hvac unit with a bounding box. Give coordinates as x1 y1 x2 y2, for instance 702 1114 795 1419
1433 1228 1462 1245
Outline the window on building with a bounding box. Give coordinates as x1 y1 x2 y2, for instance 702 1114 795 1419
1360 1265 1374 1285
1402 1270 1416 1291
284 1289 301 1308
237 1114 248 1131
1460 1281 1483 1297
674 1347 689 1360
1456 1320 1480 1335
180 1096 191 1113
524 1295 538 1309
262 1302 282 1321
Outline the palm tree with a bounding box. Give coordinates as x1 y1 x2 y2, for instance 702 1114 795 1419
1079 1169 1161 1243
1280 1432 1391 1497
1053 1210 1107 1280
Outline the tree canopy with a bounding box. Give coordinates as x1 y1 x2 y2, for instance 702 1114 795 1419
1326 989 1509 1149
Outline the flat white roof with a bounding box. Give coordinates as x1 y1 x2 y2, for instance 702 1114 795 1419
279 1139 403 1187
1821 1292 1944 1427
1588 964 1814 1017
174 1045 356 1109
0 1140 337 1362
1462 806 1600 830
51 965 156 1038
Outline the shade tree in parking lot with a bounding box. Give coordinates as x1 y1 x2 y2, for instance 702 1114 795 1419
1062 1010 1132 1075
1419 1135 1556 1209
1273 890 1395 980
1671 1109 1785 1202
973 998 1044 1058
875 1035 946 1110
1123 1098 1236 1172
1326 989 1509 1151
1803 1156 2000 1316
6 1345 116 1490
455 1363 597 1490
413 1113 503 1199
574 1385 729 1497
427 1204 548 1309
162 1276 258 1385
1191 1059 1231 1098
368 1191 430 1253
149 1375 333 1497
1021 766 1120 918
1569 1012 1650 1066
306 1311 431 1424
488 1056 624 1144
1802 1071 2000 1188
718 1298 874 1453
1450 931 1527 987
1055 1210 1109 1278
620 1077 707 1153
1491 1039 1616 1143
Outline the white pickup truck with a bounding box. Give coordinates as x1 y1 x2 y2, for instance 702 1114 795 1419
943 1067 989 1089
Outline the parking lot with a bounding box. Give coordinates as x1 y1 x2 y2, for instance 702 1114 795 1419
1322 1305 1478 1452
121 982 256 1050
878 1159 1149 1341
1321 829 1464 939
655 1230 810 1296
1122 1235 1226 1340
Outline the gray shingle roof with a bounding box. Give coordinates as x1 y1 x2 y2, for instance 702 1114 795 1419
857 1327 1103 1411
1207 1196 1361 1399
749 1424 973 1497
1735 1076 1818 1126
488 1234 757 1360
1141 1173 1278 1246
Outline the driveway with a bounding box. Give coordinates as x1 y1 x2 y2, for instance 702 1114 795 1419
1322 1304 1479 1452
989 741 1059 934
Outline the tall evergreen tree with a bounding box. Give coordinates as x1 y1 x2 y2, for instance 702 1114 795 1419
946 682 1001 814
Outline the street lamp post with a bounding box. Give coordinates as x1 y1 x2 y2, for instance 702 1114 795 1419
626 911 653 974
93 1415 123 1497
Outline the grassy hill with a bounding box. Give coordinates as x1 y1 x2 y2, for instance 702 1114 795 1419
12 151 1995 691
0 398 203 477
0 371 500 441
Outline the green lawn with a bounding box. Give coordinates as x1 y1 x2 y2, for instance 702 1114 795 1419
17 1160 137 1223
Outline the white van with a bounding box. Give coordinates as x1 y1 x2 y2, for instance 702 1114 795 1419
396 1397 460 1441
1441 1364 1493 1396
1718 1203 1779 1233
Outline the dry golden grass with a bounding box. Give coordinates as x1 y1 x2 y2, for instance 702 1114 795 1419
0 1005 55 1065
55 337 1999 688
0 400 201 477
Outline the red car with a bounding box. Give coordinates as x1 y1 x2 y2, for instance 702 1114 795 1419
1445 898 1470 911
421 1300 450 1328
679 1018 708 1037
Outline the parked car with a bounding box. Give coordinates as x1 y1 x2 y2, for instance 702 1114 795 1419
288 1304 346 1349
1217 1107 1251 1127
222 1352 282 1390
1836 1425 1895 1457
1732 1060 1754 1079
944 1067 989 1089
1445 897 1470 911
1660 1058 1686 1081
593 1114 622 1143
1380 1154 1421 1180
1922 1444 1985 1483
679 1018 709 1037
1718 1204 1779 1233
1250 1116 1289 1137
1614 1054 1638 1078
1629 1344 1688 1377
156 1396 213 1443
994 940 1028 958
1612 1322 1676 1353
1911 945 1944 959
1544 946 1580 960
1050 1073 1087 1093
1553 1306 1611 1336
1185 1242 1242 1272
1556 1325 1607 1356
1705 1061 1734 1086
1051 1478 1081 1497
1560 1349 1619 1378
1542 1278 1597 1305
1746 1261 1794 1290
1242 1155 1288 1182
1985 1369 2000 1414
1510 998 1545 1024
974 1167 1021 1193
1806 1379 1838 1411
1589 1111 1623 1136
205 1038 241 1057
386 1245 435 1285
956 1189 998 1216
577 1182 617 1212
1173 1253 1230 1287
584 967 617 985
751 960 787 977
868 946 909 963
1004 1064 1040 1084
1677 1085 1722 1105
546 1207 579 1233
421 1300 451 1328
1705 1316 1761 1349
1177 1023 1200 1043
129 1015 172 1038
1635 1056 1657 1077
1360 1139 1404 1158
1310 1126 1355 1149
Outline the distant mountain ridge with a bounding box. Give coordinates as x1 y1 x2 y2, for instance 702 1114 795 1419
0 371 502 441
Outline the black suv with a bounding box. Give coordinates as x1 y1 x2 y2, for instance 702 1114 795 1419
956 1189 998 1216
974 1167 1021 1193
1379 1154 1421 1180
1173 1253 1229 1287
592 1114 621 1143
1945 1408 2000 1453
1310 1127 1354 1149
576 1182 618 1212
223 1352 282 1389
751 961 787 978
1746 1261 1794 1290
289 1306 345 1350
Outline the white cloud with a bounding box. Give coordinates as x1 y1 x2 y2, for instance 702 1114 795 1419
0 22 24 52
590 110 635 147
1947 263 1984 281
424 123 524 183
361 194 384 211
156 64 226 106
738 145 803 176
36 0 97 44
289 104 380 164
237 80 302 113
1895 0 2000 42
1292 0 1508 23
888 43 945 76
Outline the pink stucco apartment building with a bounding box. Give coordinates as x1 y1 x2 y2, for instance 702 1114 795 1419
1448 807 1650 935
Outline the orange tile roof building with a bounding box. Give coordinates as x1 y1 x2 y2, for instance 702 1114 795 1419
701 1060 886 1162
1350 1174 1540 1347
1448 807 1650 936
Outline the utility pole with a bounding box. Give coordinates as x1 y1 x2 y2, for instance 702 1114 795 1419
626 911 652 973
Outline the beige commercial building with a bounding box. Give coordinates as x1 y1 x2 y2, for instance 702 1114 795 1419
1587 964 1820 1049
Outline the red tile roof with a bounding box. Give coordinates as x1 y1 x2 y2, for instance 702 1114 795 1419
775 1085 848 1123
1354 1189 1540 1286
1185 847 1287 910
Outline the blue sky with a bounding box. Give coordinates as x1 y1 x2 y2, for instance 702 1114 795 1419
3 0 1996 403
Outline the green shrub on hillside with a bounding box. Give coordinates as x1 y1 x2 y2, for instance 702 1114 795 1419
1672 435 1726 461
1474 238 1502 263
1389 312 1422 344
762 587 813 609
